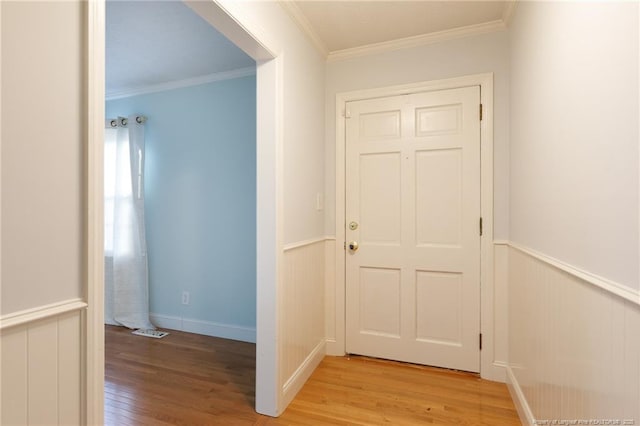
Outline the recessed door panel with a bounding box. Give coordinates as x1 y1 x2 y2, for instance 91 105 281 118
359 153 401 244
415 271 463 345
359 267 401 338
415 149 462 246
359 110 401 141
415 104 462 137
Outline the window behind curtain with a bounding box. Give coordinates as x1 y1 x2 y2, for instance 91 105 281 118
104 127 134 256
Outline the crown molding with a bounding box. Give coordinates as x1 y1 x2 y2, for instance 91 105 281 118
278 1 514 62
327 19 507 63
105 66 256 101
278 1 329 58
502 0 518 27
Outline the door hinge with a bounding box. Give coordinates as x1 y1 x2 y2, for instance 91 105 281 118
479 217 483 236
479 333 483 350
344 109 352 119
479 104 483 121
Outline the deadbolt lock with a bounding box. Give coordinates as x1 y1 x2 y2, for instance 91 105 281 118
349 221 358 230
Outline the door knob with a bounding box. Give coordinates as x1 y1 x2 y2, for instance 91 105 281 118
348 241 359 251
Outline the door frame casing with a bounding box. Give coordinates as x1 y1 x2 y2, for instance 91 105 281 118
330 73 502 382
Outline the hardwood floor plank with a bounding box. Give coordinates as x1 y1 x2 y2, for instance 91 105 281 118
105 325 520 425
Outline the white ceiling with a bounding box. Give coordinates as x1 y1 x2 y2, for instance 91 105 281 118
293 1 510 53
106 1 254 96
106 1 512 96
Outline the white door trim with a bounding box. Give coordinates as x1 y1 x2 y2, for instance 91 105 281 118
86 0 284 420
330 73 503 382
85 1 106 423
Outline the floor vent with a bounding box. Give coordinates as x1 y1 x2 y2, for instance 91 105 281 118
132 329 169 339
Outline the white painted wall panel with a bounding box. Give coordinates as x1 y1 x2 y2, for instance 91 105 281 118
623 306 640 423
28 318 59 423
508 247 640 425
492 243 508 371
0 310 82 426
281 240 325 406
57 312 82 426
0 327 28 425
324 239 336 343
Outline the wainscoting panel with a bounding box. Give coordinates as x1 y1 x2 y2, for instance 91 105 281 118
508 245 640 425
325 239 336 343
492 242 509 376
57 312 83 425
0 307 83 425
1 326 28 425
281 238 326 407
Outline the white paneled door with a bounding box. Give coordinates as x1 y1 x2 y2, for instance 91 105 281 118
345 86 481 372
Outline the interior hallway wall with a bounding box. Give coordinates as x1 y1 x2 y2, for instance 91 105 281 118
507 2 640 424
106 75 257 342
509 1 638 290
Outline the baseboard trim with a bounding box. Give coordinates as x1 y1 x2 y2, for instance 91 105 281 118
483 360 507 383
281 339 326 412
0 298 87 331
506 365 535 426
149 313 182 331
150 313 256 343
493 360 508 369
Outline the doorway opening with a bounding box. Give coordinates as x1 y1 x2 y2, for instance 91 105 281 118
89 0 281 421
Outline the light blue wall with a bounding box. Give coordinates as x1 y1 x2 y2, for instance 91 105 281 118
106 75 256 329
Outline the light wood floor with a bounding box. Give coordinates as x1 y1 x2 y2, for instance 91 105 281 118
105 325 521 425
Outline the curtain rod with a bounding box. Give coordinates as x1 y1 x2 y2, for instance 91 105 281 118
106 115 147 128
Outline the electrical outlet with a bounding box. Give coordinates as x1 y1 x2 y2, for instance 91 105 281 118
182 291 190 305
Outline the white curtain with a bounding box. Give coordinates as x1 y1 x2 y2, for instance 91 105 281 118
104 115 154 330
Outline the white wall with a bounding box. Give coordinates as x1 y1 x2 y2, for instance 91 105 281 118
507 2 640 424
282 44 326 245
509 1 639 290
1 1 85 315
0 2 86 424
325 30 510 240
